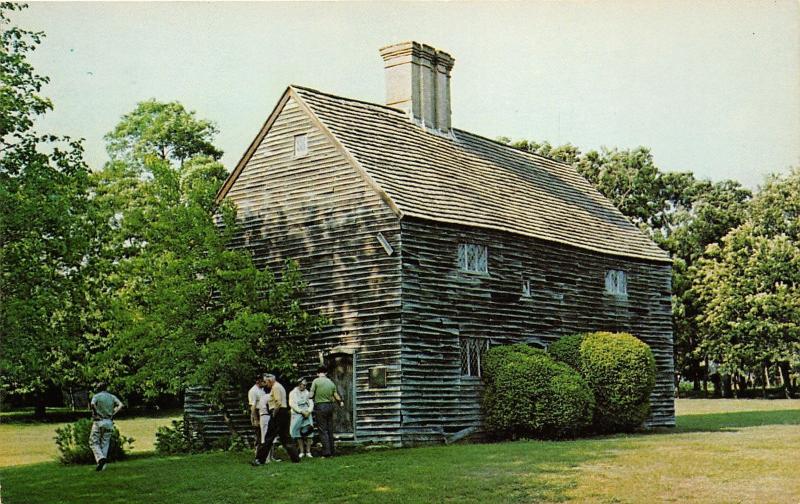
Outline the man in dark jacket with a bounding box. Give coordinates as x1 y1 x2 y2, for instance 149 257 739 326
253 374 300 465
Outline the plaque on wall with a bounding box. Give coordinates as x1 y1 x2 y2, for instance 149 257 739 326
369 366 387 388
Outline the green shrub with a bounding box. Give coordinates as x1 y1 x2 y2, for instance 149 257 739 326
482 343 545 381
54 418 134 464
155 419 214 454
483 345 594 439
155 419 250 455
156 419 193 455
548 333 586 372
579 332 656 433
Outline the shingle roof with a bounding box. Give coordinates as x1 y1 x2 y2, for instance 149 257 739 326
289 85 670 263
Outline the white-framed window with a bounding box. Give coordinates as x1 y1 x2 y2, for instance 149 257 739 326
458 243 488 274
460 337 490 377
293 134 308 157
522 279 531 297
605 269 627 295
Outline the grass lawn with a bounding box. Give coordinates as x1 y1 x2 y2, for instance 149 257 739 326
0 409 178 467
1 399 798 503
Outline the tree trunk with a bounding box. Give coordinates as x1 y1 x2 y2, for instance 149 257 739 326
703 357 709 393
34 393 47 420
779 362 793 399
722 374 733 398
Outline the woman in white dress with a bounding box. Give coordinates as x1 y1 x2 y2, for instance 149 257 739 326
289 379 314 458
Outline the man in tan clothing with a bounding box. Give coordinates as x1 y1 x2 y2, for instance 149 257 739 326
252 374 300 465
89 382 123 472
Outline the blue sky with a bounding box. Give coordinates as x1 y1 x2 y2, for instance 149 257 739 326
16 1 800 189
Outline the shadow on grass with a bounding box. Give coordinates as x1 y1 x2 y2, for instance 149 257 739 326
0 441 615 504
671 409 800 434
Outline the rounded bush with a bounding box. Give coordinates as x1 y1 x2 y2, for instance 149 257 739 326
483 345 594 439
547 333 586 372
55 418 134 464
579 332 656 433
482 343 545 381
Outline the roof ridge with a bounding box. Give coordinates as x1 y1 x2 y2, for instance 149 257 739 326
452 128 577 170
290 84 407 116
293 85 576 172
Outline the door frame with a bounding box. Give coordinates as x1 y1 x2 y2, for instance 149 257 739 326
322 345 357 441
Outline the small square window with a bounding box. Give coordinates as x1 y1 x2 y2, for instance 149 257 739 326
294 134 308 157
605 269 627 295
458 243 488 273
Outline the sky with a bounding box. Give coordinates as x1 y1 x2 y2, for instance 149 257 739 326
15 1 800 189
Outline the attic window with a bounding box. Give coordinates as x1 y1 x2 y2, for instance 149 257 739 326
294 134 308 157
458 243 488 274
605 269 627 296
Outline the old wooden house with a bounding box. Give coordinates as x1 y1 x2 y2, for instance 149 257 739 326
215 41 675 445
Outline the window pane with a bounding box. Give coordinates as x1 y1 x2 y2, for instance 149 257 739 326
460 337 469 375
458 243 488 273
469 339 480 376
475 245 487 273
294 134 308 157
605 269 627 295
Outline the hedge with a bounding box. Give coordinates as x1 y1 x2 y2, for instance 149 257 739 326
549 332 656 433
547 333 585 372
580 332 655 432
483 344 594 439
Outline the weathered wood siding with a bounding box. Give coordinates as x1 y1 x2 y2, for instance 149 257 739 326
399 217 674 442
223 97 404 444
184 387 255 447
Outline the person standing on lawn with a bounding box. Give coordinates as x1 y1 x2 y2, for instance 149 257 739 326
89 383 123 472
248 374 270 461
289 378 314 458
253 374 300 465
309 366 344 458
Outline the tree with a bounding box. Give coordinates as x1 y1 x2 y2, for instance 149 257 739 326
104 99 222 169
0 3 92 417
87 101 325 404
693 169 800 397
666 180 751 390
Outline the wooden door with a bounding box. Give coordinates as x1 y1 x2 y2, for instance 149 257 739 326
326 353 354 434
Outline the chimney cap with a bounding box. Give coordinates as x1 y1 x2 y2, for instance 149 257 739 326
379 41 453 66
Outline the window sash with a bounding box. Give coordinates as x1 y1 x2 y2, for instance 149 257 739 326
460 337 490 377
294 134 308 157
605 269 627 295
458 243 488 273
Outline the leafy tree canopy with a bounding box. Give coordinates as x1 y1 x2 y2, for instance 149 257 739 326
693 168 800 387
0 3 92 413
104 99 223 170
88 100 325 404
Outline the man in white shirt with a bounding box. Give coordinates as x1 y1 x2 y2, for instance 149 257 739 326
248 375 270 458
89 382 124 472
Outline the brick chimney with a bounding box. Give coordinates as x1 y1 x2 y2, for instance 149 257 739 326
379 41 455 132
